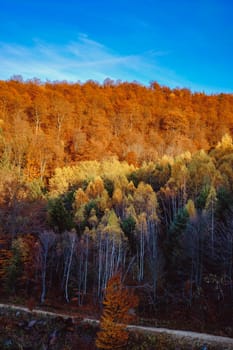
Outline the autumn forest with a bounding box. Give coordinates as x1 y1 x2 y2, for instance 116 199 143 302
1 78 233 340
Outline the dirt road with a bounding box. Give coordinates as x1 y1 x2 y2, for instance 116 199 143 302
1 303 233 348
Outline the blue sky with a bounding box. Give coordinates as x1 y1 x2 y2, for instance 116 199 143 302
0 0 232 93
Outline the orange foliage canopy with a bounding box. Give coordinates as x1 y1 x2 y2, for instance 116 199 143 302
0 79 233 180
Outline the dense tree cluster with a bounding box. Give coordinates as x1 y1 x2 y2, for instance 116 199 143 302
0 78 233 180
0 78 233 332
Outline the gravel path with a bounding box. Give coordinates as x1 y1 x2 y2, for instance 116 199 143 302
1 303 233 348
127 324 233 348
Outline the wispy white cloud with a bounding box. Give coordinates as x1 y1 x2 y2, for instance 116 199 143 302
0 34 207 90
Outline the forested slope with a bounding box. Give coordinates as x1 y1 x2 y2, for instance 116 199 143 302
0 78 233 335
0 78 233 179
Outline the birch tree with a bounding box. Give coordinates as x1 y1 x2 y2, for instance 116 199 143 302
76 229 91 305
96 209 127 300
204 185 217 256
38 230 56 304
62 230 77 302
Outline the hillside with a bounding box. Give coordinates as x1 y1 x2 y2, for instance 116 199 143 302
0 79 233 339
0 78 233 179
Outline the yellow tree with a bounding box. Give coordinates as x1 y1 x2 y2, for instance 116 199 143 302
86 176 105 199
96 273 138 349
96 209 126 299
